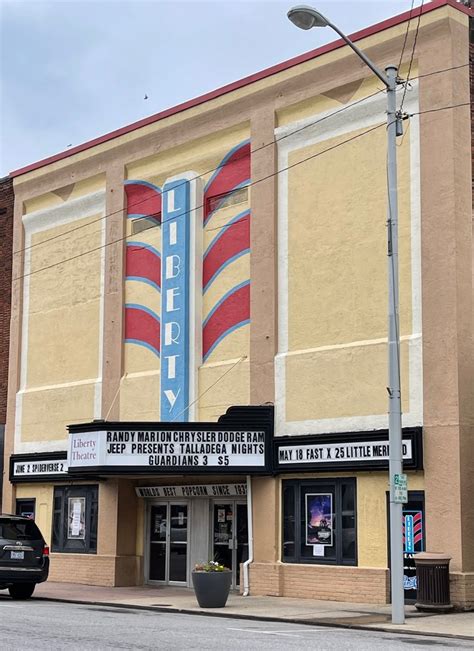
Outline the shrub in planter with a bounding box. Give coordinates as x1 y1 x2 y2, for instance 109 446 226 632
192 561 232 608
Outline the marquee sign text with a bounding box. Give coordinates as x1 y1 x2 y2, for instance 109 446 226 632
136 483 247 498
68 429 266 471
277 439 413 466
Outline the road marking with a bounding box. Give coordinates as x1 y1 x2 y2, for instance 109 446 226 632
227 627 307 638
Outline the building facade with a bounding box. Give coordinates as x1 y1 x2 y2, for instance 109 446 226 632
3 0 473 608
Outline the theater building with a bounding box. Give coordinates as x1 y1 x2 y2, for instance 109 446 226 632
2 0 473 608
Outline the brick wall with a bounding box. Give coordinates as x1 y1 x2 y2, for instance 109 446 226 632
49 553 117 586
48 553 143 586
0 176 13 504
0 176 13 425
450 571 474 611
249 562 390 604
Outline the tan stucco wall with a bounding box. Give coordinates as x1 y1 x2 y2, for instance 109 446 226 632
417 14 473 576
20 209 103 443
15 483 53 547
284 123 413 423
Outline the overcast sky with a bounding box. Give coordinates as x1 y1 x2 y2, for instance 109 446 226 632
1 0 424 176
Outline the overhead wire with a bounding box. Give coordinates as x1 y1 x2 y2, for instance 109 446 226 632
398 0 416 71
399 0 424 112
13 59 470 259
14 87 386 257
11 98 470 284
408 101 470 116
171 356 247 422
415 61 470 80
12 121 387 282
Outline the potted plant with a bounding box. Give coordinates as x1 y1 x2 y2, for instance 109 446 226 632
192 560 232 608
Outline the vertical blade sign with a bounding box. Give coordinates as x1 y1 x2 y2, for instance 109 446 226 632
160 179 191 421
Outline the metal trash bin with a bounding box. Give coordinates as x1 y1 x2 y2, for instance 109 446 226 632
414 552 453 612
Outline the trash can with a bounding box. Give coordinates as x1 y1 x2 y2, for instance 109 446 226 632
414 552 453 612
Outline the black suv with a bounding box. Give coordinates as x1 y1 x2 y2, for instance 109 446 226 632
0 514 49 599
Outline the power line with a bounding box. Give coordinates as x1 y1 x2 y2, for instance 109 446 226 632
14 87 385 258
415 61 470 80
398 0 416 71
11 99 469 283
400 0 424 112
408 101 470 116
396 118 411 148
171 356 247 422
13 121 387 283
13 59 470 259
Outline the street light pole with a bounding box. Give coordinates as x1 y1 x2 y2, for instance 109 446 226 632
287 6 405 624
385 63 405 626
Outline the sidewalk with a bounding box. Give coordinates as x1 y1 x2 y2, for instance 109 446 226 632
29 582 474 640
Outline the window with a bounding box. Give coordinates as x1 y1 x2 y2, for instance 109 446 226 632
282 478 357 565
207 186 248 214
16 498 36 520
52 485 98 554
132 214 161 235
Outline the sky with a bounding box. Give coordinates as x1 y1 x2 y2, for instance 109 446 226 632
1 0 425 176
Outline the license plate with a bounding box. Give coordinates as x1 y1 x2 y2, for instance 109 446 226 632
10 551 24 560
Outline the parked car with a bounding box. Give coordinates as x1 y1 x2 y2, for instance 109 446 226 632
0 514 49 599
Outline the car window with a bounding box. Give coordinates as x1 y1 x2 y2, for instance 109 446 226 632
0 519 43 541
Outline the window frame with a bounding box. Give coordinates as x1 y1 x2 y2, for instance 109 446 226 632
15 497 36 520
131 214 161 234
51 485 98 554
281 477 358 566
206 186 249 214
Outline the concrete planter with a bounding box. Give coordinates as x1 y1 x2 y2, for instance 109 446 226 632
191 570 232 608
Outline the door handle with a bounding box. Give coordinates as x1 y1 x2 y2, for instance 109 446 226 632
228 538 233 550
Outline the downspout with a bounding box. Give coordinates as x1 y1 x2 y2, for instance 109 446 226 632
242 474 253 596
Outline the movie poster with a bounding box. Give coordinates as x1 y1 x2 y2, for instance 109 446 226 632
306 493 333 546
67 497 85 540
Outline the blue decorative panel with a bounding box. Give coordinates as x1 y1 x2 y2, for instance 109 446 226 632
160 179 191 421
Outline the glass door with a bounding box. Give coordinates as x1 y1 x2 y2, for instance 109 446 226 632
212 501 248 589
212 503 233 573
235 503 249 586
169 504 188 582
148 502 188 584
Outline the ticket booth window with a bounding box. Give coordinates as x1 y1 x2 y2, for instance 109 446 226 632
282 478 357 565
16 498 36 520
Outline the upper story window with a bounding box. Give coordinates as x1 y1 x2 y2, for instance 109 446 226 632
131 214 161 235
206 186 248 215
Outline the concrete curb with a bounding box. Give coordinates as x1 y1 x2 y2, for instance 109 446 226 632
32 595 473 641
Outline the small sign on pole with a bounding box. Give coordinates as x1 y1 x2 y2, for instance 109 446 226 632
394 473 408 504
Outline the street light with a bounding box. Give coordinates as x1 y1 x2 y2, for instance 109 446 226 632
288 5 405 625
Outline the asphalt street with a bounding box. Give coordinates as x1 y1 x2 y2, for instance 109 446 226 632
0 599 471 650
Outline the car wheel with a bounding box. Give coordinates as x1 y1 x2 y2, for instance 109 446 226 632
8 584 36 600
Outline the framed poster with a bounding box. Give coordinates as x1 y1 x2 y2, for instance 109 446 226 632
306 493 333 546
67 497 86 540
